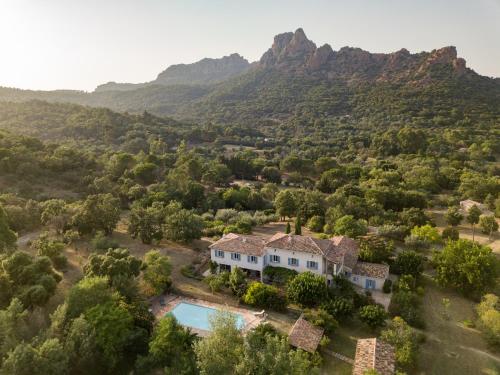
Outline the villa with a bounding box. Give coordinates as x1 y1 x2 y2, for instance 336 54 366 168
209 232 389 290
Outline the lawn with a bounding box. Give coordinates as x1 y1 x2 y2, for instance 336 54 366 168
417 276 500 375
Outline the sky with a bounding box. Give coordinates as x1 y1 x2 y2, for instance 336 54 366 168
0 0 499 91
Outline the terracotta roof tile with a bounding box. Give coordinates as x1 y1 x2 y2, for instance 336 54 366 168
353 262 389 279
288 316 324 353
353 338 395 375
265 233 334 255
326 236 360 269
209 234 265 256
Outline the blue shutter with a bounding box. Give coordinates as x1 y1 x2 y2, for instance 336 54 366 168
288 258 291 265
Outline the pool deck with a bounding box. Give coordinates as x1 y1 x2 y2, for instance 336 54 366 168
150 294 265 337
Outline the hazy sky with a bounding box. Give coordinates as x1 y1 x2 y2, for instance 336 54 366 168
1 0 499 91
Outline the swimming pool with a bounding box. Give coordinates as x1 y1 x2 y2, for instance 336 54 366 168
167 302 246 331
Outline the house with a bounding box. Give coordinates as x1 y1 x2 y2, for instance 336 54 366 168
288 316 324 353
209 232 389 290
353 338 395 375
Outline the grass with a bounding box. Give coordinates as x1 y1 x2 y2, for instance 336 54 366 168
416 276 500 375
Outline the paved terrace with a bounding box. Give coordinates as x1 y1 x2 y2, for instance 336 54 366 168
150 294 265 337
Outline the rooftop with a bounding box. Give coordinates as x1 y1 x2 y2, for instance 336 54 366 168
288 316 324 353
209 233 265 256
353 262 390 279
353 338 395 375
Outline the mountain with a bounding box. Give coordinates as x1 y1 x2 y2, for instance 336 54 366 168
94 53 250 92
0 28 498 127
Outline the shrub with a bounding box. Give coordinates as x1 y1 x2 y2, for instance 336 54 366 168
441 226 459 240
476 294 500 347
378 225 409 241
263 266 298 286
307 216 325 232
287 272 328 307
389 290 424 328
243 282 286 310
303 308 338 334
383 279 392 294
229 267 247 297
359 304 388 329
321 297 354 321
204 273 227 293
91 231 119 251
391 251 424 278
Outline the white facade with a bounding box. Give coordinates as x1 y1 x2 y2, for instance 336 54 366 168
209 233 389 290
264 246 325 276
349 274 385 290
210 248 263 272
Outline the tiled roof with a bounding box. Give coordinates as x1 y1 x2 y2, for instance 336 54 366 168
353 338 395 375
209 233 265 256
265 233 334 255
353 262 389 279
288 316 324 353
325 236 360 269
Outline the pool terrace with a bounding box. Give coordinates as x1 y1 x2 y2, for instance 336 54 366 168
151 294 265 336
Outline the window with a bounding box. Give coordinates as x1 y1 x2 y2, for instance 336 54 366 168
352 276 358 282
247 255 258 264
269 255 280 264
288 257 299 267
215 250 224 258
307 261 318 270
231 253 241 261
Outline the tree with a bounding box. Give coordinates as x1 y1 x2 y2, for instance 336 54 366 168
359 304 387 329
333 215 367 237
445 206 463 226
31 232 67 270
163 201 203 243
433 239 497 296
399 208 431 229
466 204 481 241
410 225 441 244
194 311 244 375
359 235 393 263
479 215 498 239
381 317 419 368
287 272 327 307
0 298 28 361
392 251 424 278
40 199 71 234
285 222 291 234
294 216 302 235
229 267 247 297
303 308 338 334
141 315 197 374
65 276 117 320
84 301 134 371
0 205 16 253
307 216 324 232
72 194 121 235
128 202 164 244
84 248 142 283
142 250 172 295
261 166 282 184
235 327 319 375
243 282 286 310
274 190 297 220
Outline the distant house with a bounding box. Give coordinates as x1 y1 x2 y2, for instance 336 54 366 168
353 338 395 375
209 232 390 290
460 199 491 215
288 316 324 353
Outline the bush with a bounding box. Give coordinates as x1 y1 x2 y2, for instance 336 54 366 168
359 304 388 329
441 226 459 240
229 267 247 297
91 231 119 251
287 272 328 307
389 290 424 328
263 266 298 286
378 225 409 241
476 294 500 347
307 216 325 232
321 297 354 321
303 308 338 334
383 279 392 294
243 282 286 310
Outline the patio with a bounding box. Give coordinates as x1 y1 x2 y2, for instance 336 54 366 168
150 294 266 336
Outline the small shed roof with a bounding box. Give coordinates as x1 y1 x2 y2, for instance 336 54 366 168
288 316 324 353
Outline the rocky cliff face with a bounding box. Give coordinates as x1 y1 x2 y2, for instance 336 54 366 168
258 28 470 82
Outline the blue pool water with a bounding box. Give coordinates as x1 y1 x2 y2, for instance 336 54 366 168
168 302 245 331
